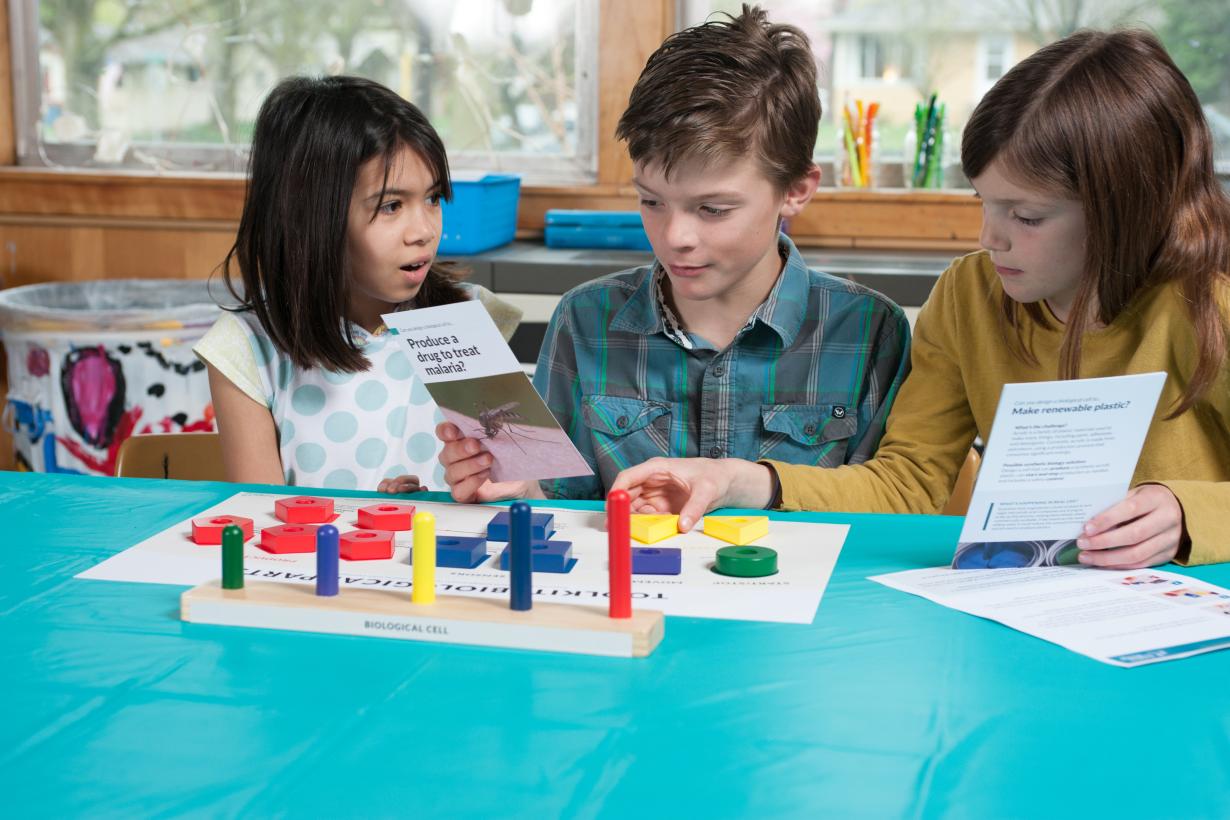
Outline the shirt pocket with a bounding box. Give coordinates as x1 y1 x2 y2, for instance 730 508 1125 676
581 395 673 465
759 403 858 466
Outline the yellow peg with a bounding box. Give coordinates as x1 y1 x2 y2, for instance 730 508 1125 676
411 511 436 604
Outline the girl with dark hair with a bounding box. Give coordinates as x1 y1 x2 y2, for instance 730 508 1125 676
612 29 1230 570
195 76 520 492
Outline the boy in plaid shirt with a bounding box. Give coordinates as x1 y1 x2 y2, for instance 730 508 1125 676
437 5 909 505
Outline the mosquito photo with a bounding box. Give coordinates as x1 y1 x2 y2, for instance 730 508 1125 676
426 371 591 482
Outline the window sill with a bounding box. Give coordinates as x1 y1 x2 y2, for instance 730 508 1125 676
0 167 981 250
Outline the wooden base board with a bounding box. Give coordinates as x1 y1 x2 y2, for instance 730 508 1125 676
181 581 664 657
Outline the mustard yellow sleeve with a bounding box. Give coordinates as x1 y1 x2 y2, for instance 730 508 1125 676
1155 480 1230 566
769 261 978 513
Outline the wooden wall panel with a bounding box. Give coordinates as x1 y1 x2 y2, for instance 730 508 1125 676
0 170 244 220
791 191 982 249
99 226 234 281
519 187 638 226
0 221 236 287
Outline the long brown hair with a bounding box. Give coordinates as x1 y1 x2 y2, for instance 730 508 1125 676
224 76 468 373
961 29 1230 416
615 4 820 192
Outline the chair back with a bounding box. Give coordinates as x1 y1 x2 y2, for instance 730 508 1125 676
115 432 226 481
941 448 981 516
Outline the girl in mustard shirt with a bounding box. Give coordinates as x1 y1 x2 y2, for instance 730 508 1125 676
612 29 1230 570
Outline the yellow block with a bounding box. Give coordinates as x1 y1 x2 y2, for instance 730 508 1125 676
703 515 769 546
630 514 679 544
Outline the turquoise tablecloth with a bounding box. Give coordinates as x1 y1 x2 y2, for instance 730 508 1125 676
2 472 1228 818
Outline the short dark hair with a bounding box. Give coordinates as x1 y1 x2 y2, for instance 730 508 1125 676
616 4 821 191
223 75 468 372
962 29 1230 416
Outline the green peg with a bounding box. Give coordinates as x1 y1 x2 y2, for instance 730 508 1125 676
222 524 245 590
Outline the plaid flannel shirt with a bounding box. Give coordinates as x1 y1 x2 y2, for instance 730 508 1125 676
532 235 911 499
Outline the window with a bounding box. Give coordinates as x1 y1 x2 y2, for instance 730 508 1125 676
856 35 916 83
10 0 598 183
982 34 1010 82
683 0 1230 175
859 34 884 81
975 34 1014 99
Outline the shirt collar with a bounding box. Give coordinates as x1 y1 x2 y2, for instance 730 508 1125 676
753 234 810 349
345 320 388 350
609 265 665 336
654 273 694 349
609 233 810 349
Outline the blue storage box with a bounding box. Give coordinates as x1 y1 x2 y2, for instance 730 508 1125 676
544 209 652 251
546 210 644 228
439 174 521 255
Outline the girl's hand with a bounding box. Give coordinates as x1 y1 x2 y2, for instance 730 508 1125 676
377 475 425 494
610 458 775 532
1077 484 1185 569
436 422 532 503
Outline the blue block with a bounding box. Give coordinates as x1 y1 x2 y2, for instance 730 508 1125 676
487 511 554 542
632 547 682 575
411 536 489 569
498 540 574 574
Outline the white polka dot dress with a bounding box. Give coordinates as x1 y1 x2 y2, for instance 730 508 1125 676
236 312 446 491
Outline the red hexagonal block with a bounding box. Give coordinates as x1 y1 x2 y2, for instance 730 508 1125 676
340 529 394 561
191 515 254 545
357 503 415 531
275 496 334 524
259 524 319 554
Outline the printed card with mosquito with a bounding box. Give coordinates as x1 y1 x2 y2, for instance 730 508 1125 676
383 301 593 483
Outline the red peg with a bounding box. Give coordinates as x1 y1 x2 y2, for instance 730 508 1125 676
607 489 632 619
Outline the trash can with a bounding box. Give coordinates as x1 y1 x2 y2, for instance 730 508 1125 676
0 279 228 475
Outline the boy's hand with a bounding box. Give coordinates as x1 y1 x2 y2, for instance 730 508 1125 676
1076 484 1185 569
377 475 425 494
610 458 775 532
436 421 531 503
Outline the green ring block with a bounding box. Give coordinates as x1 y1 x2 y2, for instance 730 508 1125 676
713 546 778 578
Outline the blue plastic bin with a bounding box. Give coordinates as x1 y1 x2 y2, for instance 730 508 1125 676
544 209 652 251
439 174 521 255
